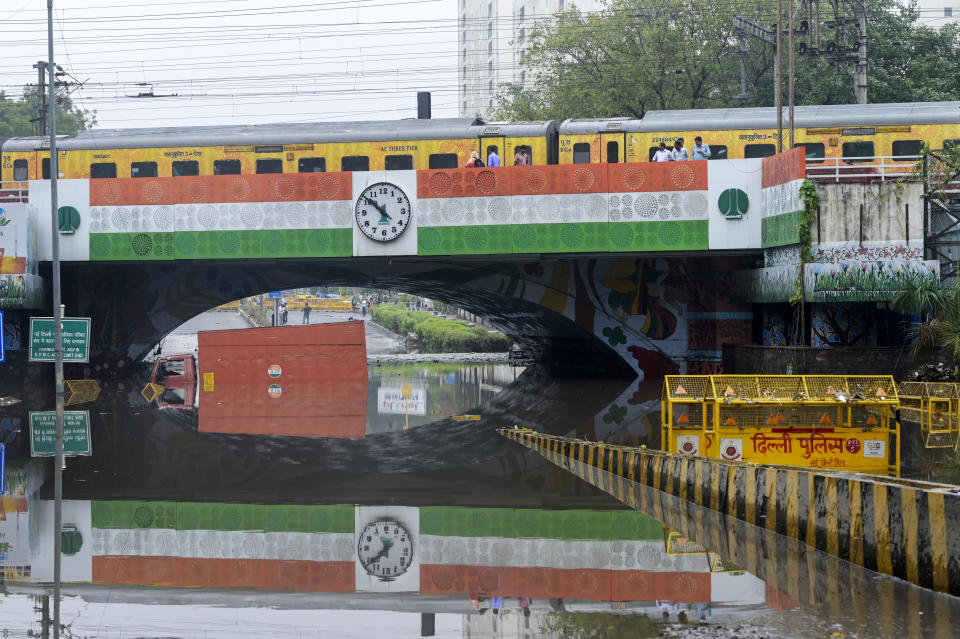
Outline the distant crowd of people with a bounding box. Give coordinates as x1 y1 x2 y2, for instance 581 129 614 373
466 146 529 168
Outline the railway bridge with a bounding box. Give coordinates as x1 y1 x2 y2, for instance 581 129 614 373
0 148 939 388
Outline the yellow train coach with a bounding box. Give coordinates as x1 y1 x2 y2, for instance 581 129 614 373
2 101 959 182
0 119 557 182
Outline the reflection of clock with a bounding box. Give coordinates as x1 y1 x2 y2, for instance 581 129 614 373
355 182 412 242
357 519 413 581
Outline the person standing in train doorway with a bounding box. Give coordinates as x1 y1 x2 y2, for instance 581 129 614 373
653 142 673 162
691 136 711 160
466 150 484 168
672 138 689 161
487 146 501 167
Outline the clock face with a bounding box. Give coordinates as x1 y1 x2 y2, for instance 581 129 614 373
355 182 412 242
357 519 413 581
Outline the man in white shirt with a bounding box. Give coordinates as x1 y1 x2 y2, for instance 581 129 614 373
692 136 711 160
653 142 673 162
672 138 689 161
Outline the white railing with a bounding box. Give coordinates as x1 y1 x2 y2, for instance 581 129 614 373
0 181 28 203
805 155 922 182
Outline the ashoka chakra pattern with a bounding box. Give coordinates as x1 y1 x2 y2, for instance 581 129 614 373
524 169 547 193
474 170 498 194
464 227 487 250
218 232 240 255
285 203 306 227
274 177 297 200
112 208 132 231
429 172 453 196
142 181 164 203
684 192 708 217
153 206 174 230
230 178 252 200
131 233 153 256
264 231 285 253
318 174 342 199
560 224 583 248
240 204 262 227
513 226 536 249
198 205 218 229
585 194 606 220
658 221 683 246
419 228 442 251
534 196 560 220
91 235 110 257
487 199 509 223
670 164 695 188
307 229 330 253
610 223 634 247
622 166 646 190
635 194 658 218
97 182 122 204
186 179 208 202
442 200 464 224
573 168 596 192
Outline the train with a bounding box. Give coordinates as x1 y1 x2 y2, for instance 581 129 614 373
1 100 958 182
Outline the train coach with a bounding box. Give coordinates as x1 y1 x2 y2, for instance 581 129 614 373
1 101 958 182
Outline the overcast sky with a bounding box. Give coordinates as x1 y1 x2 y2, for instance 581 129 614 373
0 0 460 131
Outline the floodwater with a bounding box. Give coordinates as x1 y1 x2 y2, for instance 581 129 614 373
1 311 958 638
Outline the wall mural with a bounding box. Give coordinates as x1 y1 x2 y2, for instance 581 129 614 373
761 308 789 346
805 260 938 303
811 303 877 347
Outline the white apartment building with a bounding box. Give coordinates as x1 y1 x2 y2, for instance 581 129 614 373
915 0 960 28
458 0 604 117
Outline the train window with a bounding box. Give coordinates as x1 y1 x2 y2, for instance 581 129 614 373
744 144 776 159
256 159 283 174
385 155 414 171
131 162 158 178
709 145 728 160
648 146 660 161
428 153 458 169
298 157 326 172
341 156 369 172
172 160 199 177
13 160 28 181
90 163 117 179
606 141 619 164
214 159 242 175
513 145 532 165
573 143 591 164
944 139 960 151
841 141 874 162
42 157 50 179
795 142 825 163
892 140 923 158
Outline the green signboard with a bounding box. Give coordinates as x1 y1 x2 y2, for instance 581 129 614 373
29 411 92 456
28 317 91 362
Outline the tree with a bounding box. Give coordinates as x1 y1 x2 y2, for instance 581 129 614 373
0 87 96 137
892 278 960 379
493 0 960 120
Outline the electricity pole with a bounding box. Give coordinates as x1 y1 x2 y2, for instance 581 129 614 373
32 62 47 136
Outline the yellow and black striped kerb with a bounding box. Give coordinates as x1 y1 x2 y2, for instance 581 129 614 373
498 428 960 596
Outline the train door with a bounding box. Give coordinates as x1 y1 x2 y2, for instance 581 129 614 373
601 132 626 164
479 135 505 167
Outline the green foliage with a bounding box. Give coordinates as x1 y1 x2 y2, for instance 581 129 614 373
892 278 960 379
493 0 960 120
370 304 511 353
0 88 96 137
539 611 660 638
790 179 819 305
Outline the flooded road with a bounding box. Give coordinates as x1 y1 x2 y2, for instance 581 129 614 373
2 311 958 638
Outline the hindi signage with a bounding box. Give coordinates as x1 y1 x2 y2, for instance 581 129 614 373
28 317 91 362
29 410 92 456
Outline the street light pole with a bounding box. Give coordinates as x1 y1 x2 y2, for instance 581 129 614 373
46 2 65 638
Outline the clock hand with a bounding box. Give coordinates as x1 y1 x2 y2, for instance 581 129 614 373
363 195 382 210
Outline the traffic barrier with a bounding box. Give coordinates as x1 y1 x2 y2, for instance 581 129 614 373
499 428 960 596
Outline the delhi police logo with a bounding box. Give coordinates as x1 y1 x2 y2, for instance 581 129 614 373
677 435 698 457
720 438 743 461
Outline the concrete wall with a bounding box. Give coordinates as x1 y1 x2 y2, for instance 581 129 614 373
722 344 912 377
814 181 924 248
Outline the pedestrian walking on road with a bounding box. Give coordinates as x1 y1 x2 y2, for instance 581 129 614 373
302 302 311 324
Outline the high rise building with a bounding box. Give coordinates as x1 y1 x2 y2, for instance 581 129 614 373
457 0 604 117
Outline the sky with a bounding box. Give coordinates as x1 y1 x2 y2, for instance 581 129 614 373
0 0 461 130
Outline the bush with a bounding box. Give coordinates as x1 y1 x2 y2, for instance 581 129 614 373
370 304 511 353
